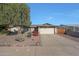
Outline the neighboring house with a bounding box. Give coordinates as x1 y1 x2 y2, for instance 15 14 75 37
30 23 58 34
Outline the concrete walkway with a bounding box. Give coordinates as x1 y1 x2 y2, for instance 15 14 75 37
0 34 79 56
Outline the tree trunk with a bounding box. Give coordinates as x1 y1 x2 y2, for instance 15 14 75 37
15 27 24 42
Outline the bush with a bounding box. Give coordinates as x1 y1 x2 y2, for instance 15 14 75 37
0 29 8 35
27 32 31 37
15 37 25 42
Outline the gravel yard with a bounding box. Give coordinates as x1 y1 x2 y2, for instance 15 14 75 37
0 34 37 47
0 34 79 56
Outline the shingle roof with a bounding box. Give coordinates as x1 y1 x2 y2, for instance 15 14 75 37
30 23 57 28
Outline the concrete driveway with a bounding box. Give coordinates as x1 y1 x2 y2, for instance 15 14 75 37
37 34 79 56
0 34 79 56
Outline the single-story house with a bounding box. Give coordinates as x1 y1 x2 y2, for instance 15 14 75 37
6 23 66 35
30 24 58 34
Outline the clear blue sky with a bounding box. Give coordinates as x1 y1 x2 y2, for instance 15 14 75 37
27 3 79 25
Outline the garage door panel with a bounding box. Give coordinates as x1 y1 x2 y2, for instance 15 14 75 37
39 28 54 34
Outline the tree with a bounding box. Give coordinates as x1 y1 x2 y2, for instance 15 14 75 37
0 3 31 42
0 3 31 27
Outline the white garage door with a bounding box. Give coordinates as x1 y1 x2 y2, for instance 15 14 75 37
38 28 55 34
